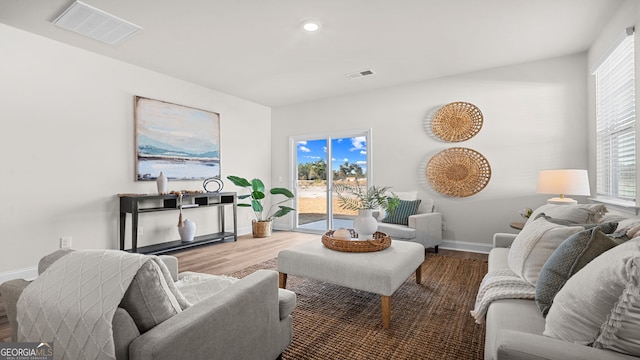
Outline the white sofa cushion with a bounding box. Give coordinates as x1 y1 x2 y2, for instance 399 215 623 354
544 238 640 356
525 204 606 228
376 222 416 240
394 191 434 214
508 217 583 286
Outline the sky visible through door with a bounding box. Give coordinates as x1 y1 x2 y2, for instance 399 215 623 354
297 136 367 172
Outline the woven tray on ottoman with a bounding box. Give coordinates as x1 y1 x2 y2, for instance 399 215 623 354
322 230 391 252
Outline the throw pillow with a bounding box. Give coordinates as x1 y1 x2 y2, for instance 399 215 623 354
525 204 607 228
376 191 419 221
536 215 618 234
382 199 421 226
119 260 183 333
611 217 640 239
544 238 640 356
508 217 584 286
535 226 618 317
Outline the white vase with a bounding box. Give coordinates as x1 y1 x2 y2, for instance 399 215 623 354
178 219 196 242
353 209 378 240
156 172 168 194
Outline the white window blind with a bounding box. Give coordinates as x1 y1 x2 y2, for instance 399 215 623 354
595 29 635 202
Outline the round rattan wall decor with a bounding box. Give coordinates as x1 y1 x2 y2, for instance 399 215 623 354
431 102 483 142
426 147 491 197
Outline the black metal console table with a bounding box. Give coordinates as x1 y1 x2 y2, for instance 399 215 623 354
119 192 237 254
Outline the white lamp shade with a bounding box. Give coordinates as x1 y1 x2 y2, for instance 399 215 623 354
537 169 591 197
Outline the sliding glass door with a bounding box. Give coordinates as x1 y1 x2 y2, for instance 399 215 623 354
292 130 371 233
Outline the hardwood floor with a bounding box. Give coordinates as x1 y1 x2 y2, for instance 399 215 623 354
172 230 319 275
171 230 487 275
0 231 487 342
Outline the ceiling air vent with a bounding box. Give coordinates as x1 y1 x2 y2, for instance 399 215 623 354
346 70 375 79
52 1 142 45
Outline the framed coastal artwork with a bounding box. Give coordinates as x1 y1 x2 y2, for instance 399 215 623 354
134 96 221 181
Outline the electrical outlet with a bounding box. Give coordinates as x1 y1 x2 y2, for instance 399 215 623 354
60 236 72 249
137 227 144 236
441 222 447 231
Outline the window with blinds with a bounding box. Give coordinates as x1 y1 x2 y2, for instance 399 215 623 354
594 29 635 202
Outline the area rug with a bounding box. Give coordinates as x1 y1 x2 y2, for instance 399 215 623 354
228 253 488 360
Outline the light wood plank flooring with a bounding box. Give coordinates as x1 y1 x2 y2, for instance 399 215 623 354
0 231 487 342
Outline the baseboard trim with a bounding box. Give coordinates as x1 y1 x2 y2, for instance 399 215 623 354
0 266 37 283
440 240 491 254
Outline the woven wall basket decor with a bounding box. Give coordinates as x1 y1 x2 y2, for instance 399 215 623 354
426 147 491 197
431 102 483 142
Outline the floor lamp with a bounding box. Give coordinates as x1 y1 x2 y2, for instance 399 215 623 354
537 169 590 205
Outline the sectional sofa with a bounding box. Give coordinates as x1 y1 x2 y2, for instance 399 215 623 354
478 204 640 360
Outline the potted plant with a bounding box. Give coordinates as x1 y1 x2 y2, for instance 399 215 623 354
333 182 399 240
227 175 295 237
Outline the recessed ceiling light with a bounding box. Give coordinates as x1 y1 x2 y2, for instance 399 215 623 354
302 21 320 32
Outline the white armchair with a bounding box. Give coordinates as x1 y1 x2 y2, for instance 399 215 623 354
375 191 443 253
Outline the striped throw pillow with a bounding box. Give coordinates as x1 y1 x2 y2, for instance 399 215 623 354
382 199 421 225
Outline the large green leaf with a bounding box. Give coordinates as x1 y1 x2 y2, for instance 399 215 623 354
251 190 266 200
251 178 265 193
251 199 264 212
227 175 251 187
273 206 295 218
271 187 295 198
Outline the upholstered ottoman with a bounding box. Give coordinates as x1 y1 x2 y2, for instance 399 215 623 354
278 240 424 328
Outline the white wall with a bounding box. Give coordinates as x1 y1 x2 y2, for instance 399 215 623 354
272 53 588 249
587 0 640 208
0 23 270 275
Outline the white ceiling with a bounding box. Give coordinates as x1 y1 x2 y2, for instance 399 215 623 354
0 0 623 107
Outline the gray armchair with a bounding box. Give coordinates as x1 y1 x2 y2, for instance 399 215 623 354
1 250 295 360
375 191 443 252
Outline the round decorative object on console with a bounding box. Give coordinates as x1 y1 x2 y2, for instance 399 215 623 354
203 177 224 193
426 147 491 197
431 102 483 142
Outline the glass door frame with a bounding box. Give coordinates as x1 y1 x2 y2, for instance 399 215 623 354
289 128 373 233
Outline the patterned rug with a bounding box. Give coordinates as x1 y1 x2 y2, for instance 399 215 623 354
229 253 488 360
